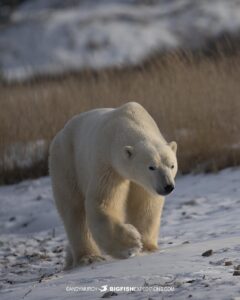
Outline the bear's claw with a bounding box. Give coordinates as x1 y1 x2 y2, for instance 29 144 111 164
77 255 106 266
120 246 142 258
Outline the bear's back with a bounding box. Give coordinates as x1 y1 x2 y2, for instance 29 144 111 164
114 102 162 140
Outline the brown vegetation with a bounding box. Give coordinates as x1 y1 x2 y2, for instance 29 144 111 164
1 49 240 184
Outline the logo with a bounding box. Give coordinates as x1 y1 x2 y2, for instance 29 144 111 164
99 285 108 292
66 284 175 293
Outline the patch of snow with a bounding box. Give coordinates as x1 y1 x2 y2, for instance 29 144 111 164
1 0 240 80
0 168 240 298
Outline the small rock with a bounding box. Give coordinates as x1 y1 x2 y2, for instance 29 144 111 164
52 246 63 253
183 199 197 206
102 291 118 298
225 261 233 266
186 280 195 283
182 241 190 244
233 270 240 276
202 249 213 257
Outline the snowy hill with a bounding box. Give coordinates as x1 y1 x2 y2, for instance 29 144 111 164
1 0 240 80
0 168 240 299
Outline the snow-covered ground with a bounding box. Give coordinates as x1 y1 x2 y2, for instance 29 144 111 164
1 0 240 81
0 168 240 299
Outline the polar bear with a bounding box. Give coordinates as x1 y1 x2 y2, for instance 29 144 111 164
49 102 177 269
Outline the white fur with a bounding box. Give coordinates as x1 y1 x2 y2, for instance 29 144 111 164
49 102 178 269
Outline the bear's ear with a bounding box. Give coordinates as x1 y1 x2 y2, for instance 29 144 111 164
124 146 134 159
169 141 177 153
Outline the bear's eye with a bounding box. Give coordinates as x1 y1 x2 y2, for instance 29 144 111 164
149 166 156 171
170 165 174 169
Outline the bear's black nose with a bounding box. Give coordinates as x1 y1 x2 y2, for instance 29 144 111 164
164 184 174 194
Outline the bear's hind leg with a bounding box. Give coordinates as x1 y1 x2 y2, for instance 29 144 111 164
50 157 104 269
126 183 164 252
57 186 104 269
68 203 105 268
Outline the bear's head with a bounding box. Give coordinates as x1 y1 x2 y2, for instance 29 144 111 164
115 140 178 196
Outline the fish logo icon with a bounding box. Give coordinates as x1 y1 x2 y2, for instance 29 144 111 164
99 285 108 292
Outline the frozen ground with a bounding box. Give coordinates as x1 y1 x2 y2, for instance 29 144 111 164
0 168 240 299
1 0 240 80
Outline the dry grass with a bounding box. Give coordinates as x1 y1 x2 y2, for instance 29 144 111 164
1 50 240 184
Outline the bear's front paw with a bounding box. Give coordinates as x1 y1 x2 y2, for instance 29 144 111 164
114 224 142 258
142 243 159 252
74 255 105 268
